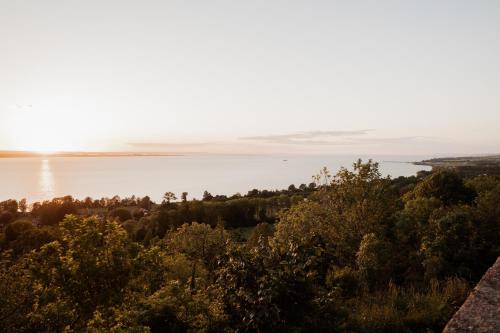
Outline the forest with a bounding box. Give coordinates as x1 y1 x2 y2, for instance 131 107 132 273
0 160 498 332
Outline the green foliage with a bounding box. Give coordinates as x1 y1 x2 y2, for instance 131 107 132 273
0 252 35 330
0 199 18 214
326 266 359 297
356 233 393 289
275 160 398 266
4 219 34 242
32 196 78 225
405 169 476 205
0 161 498 332
109 207 133 222
165 222 230 287
246 222 274 248
163 192 177 204
348 278 469 333
420 207 491 281
0 211 14 226
0 215 141 331
215 242 344 332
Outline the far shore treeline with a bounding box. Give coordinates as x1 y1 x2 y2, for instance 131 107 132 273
0 180 319 232
0 160 499 332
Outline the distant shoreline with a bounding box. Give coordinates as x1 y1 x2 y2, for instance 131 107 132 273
0 151 181 158
413 154 500 177
413 154 500 167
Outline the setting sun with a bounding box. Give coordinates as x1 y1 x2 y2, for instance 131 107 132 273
3 105 89 153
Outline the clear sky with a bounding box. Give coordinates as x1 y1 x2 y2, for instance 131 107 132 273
1 0 499 155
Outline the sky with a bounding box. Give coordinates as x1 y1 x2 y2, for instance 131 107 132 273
0 0 499 155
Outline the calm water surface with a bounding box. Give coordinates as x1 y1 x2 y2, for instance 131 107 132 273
0 155 431 203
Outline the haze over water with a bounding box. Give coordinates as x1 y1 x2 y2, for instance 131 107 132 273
0 155 430 203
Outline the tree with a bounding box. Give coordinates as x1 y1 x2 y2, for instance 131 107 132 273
215 242 344 332
23 215 140 331
18 198 27 213
109 208 133 222
165 223 229 290
405 169 476 205
247 222 274 248
163 192 177 204
132 208 145 220
356 233 392 289
83 196 93 208
181 192 188 202
139 196 152 210
420 207 492 281
202 191 213 201
4 220 33 242
0 200 18 214
275 160 398 266
32 199 77 226
0 253 35 331
308 182 317 191
0 211 14 226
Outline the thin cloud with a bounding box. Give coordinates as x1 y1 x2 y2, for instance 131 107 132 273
127 142 213 148
238 131 440 146
127 135 442 151
239 130 373 145
355 136 437 144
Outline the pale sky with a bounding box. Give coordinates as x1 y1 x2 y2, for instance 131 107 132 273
0 0 499 155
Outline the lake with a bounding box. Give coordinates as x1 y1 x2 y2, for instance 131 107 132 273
0 154 431 203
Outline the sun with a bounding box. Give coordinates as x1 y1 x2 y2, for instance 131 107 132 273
4 105 86 153
10 128 69 154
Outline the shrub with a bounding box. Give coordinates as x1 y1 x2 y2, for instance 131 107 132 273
109 208 133 222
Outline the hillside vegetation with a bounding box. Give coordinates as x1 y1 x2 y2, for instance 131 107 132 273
0 160 498 332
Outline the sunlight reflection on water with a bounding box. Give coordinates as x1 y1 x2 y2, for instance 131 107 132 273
39 159 55 198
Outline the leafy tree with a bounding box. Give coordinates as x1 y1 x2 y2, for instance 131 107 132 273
23 215 139 330
405 169 476 205
215 242 345 332
203 191 213 201
32 198 77 225
109 207 133 222
139 196 152 210
0 211 13 226
0 253 35 331
247 222 274 248
420 207 491 281
356 233 393 289
165 222 229 289
0 199 18 214
163 192 177 204
275 160 398 266
4 219 33 242
18 198 27 213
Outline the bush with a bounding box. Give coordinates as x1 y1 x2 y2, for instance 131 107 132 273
0 211 14 226
132 208 145 220
5 219 33 242
109 208 132 222
349 278 469 333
